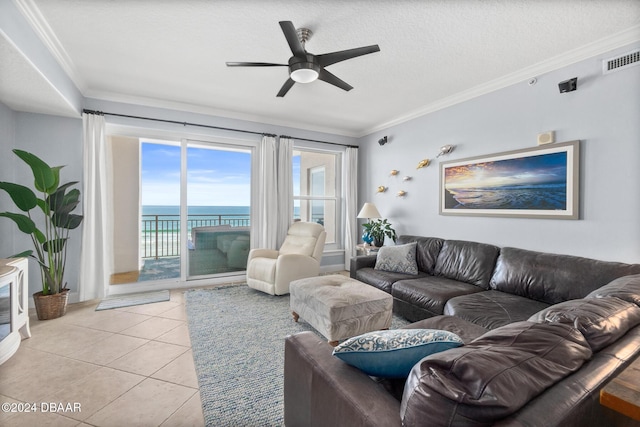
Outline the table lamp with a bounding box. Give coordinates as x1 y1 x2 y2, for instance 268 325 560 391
357 203 381 245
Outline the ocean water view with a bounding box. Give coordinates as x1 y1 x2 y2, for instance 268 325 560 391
141 205 251 234
446 183 567 210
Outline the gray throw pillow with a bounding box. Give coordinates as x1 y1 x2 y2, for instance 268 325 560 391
374 242 418 275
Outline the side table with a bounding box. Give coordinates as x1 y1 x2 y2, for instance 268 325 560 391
356 244 380 256
600 355 640 422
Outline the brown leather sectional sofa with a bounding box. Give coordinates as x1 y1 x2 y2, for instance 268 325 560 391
283 236 640 426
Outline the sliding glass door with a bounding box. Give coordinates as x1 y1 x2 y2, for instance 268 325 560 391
110 136 253 286
186 141 252 279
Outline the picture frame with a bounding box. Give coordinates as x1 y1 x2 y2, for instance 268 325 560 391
440 140 580 219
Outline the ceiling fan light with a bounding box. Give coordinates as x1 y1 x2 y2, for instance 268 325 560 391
291 68 319 83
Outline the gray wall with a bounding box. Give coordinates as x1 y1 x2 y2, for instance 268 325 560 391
0 102 16 255
357 43 640 264
0 110 83 296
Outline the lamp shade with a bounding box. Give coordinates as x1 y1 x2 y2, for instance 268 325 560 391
357 202 382 219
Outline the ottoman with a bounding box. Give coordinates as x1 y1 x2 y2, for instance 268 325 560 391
290 274 393 346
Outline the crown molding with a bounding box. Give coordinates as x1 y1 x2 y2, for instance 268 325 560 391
362 25 640 137
84 90 362 138
13 0 86 92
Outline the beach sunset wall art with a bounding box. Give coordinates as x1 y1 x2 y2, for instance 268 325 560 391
440 140 579 219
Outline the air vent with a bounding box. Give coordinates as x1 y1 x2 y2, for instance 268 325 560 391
603 49 640 74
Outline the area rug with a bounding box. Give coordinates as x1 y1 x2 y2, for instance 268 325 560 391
185 285 409 426
95 289 170 311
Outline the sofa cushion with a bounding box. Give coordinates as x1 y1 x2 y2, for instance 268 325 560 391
586 273 640 307
489 247 640 304
355 268 428 294
444 290 550 330
400 322 592 426
528 297 640 352
433 240 500 288
403 315 489 344
397 235 444 275
374 242 419 275
392 277 485 317
333 329 463 378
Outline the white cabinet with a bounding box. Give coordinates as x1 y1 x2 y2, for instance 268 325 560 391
0 258 31 365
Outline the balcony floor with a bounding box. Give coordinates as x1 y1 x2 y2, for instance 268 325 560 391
111 251 246 285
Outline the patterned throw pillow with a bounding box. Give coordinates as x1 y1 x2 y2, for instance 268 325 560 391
332 329 463 378
374 242 419 275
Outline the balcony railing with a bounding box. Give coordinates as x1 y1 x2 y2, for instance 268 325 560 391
141 214 250 259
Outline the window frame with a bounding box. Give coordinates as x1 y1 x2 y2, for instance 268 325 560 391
292 144 343 251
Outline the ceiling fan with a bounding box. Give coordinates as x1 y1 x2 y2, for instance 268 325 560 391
226 21 380 97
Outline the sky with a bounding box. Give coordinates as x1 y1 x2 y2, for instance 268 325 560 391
141 141 252 206
444 151 568 189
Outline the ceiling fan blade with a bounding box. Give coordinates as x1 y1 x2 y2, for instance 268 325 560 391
318 69 353 92
277 78 296 97
279 21 306 58
226 62 288 67
317 45 380 67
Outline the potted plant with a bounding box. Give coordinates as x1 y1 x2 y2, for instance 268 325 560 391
0 150 83 320
362 218 397 247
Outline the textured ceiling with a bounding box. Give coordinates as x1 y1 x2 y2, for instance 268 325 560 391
3 0 640 136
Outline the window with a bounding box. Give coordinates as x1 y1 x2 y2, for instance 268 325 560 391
292 149 341 248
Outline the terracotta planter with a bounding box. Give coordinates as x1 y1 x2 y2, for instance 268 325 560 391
33 289 69 320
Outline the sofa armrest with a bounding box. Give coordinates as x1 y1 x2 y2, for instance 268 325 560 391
350 255 377 278
284 332 402 427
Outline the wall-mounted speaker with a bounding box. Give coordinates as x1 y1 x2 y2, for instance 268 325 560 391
558 77 577 93
537 131 555 145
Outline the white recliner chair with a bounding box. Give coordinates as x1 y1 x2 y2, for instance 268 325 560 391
246 222 326 295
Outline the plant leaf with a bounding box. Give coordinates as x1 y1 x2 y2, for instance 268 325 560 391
11 250 33 258
34 228 46 244
52 212 83 229
35 198 49 215
65 213 83 229
50 166 63 194
49 184 80 215
0 182 38 211
43 238 67 253
13 149 57 193
0 212 37 234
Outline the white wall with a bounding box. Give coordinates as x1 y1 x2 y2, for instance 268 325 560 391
357 43 640 263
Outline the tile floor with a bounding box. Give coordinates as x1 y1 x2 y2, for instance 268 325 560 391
0 288 206 427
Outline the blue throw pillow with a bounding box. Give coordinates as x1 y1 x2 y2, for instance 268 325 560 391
332 329 463 378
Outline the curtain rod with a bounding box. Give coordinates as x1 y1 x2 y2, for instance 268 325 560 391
280 135 358 149
82 109 358 148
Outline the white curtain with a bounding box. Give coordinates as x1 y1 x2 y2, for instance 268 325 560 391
344 146 358 268
256 135 278 249
79 113 112 301
276 137 293 247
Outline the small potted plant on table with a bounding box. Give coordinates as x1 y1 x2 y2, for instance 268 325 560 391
0 150 83 320
362 218 397 248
